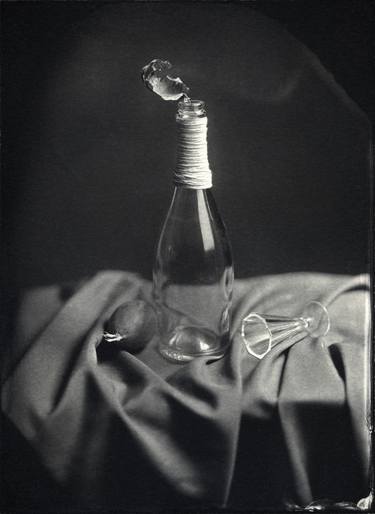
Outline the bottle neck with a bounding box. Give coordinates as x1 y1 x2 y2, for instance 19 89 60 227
173 100 212 189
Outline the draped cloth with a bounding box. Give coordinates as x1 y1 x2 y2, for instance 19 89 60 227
2 271 371 511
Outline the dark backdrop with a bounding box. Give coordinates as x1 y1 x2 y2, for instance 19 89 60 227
2 1 373 290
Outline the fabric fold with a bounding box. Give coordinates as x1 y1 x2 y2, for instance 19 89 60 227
1 271 370 510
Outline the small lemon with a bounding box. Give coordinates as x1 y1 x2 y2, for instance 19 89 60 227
103 300 157 353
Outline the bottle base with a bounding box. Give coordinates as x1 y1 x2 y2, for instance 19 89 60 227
158 325 229 363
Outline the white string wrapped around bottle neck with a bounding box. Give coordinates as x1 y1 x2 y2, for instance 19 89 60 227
174 100 212 189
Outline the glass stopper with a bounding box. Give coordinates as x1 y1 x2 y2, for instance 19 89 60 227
141 59 190 101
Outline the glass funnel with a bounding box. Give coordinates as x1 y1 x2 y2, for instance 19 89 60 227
241 301 330 359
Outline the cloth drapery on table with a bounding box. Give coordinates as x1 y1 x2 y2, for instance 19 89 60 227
2 271 371 511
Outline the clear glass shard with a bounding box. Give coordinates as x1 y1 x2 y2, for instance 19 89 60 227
141 59 190 101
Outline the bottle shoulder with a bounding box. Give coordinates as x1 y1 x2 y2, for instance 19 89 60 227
159 188 229 242
155 188 233 274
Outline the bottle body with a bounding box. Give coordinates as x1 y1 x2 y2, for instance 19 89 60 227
153 187 234 362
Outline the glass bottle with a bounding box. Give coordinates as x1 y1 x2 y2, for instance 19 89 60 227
153 100 234 362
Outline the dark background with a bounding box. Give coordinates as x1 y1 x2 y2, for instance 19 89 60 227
2 0 373 291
